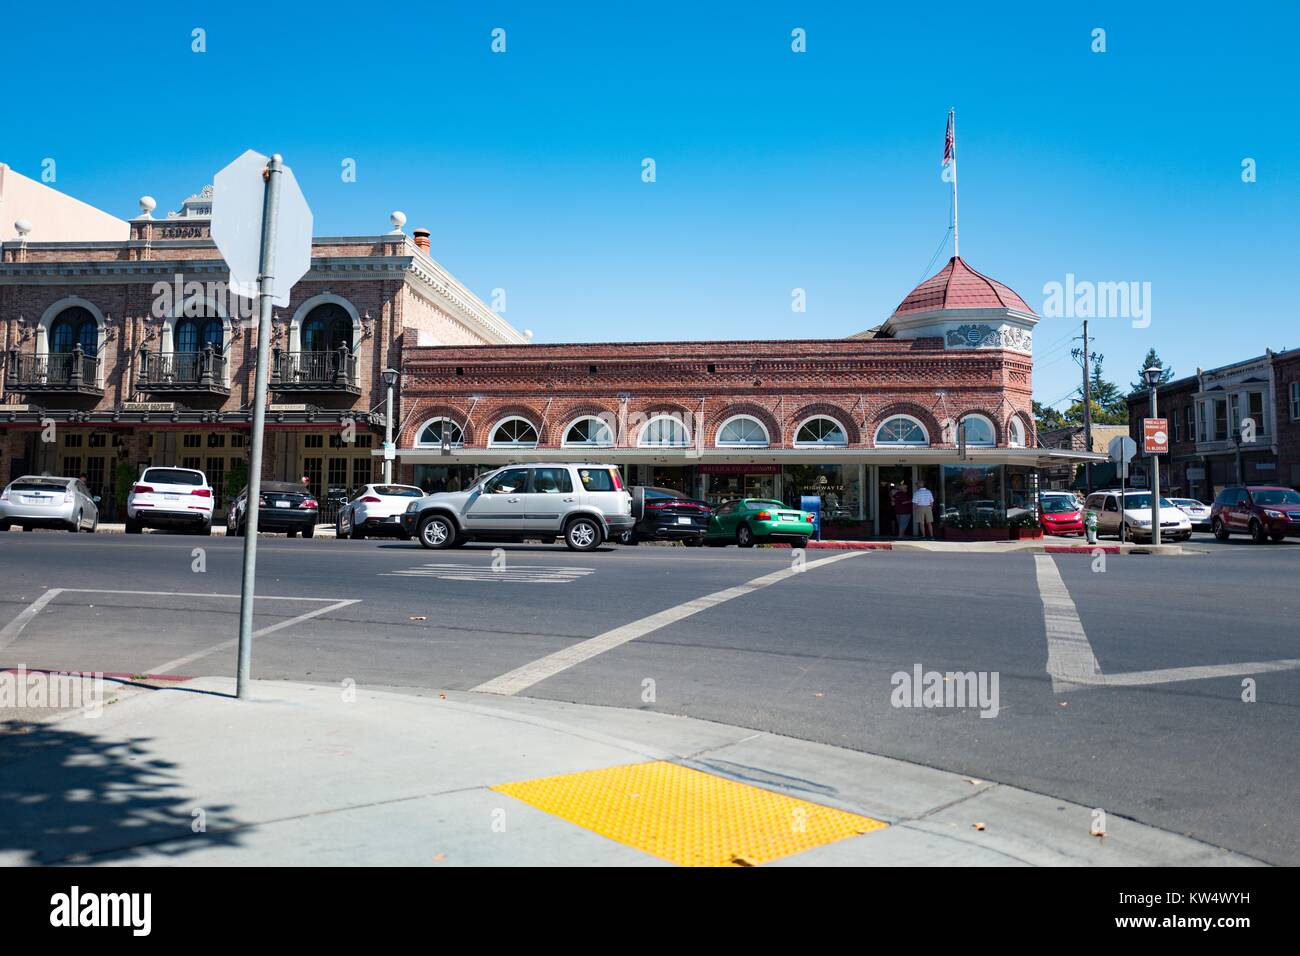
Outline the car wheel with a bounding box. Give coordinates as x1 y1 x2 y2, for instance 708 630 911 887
1249 519 1267 545
201 522 212 536
88 514 98 533
789 535 809 548
736 524 755 548
68 511 82 532
23 526 33 532
683 537 704 547
0 521 9 532
125 517 141 534
418 514 456 549
565 517 602 551
1212 517 1229 541
1270 533 1286 543
350 523 366 541
303 525 315 539
287 529 298 538
617 530 638 545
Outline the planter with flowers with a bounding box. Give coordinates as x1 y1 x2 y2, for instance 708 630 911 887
938 513 1010 542
1008 512 1043 540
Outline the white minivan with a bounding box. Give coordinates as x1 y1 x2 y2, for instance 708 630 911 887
126 466 215 535
1083 489 1192 542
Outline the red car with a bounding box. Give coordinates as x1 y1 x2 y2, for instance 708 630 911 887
1039 496 1085 536
1210 485 1300 543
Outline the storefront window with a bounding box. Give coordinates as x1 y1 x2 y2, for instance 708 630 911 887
782 464 862 520
1005 466 1038 517
701 465 778 504
413 464 478 493
942 465 1003 521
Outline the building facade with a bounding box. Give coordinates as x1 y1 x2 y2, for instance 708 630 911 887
394 257 1092 536
0 190 525 520
1128 347 1300 500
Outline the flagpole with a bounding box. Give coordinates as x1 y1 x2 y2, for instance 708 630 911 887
950 108 959 259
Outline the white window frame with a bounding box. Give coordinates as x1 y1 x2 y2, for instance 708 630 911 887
638 414 692 448
1291 382 1300 421
958 414 996 447
1007 417 1027 448
488 417 540 448
561 416 614 448
414 417 465 448
874 415 929 447
716 415 770 448
793 415 849 448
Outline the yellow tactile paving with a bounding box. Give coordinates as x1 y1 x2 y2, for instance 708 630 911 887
491 760 887 866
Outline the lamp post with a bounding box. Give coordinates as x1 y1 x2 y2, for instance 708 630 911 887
1143 365 1164 546
1232 430 1243 485
382 366 399 483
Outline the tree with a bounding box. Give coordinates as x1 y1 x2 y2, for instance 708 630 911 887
1130 348 1175 394
1033 400 1066 432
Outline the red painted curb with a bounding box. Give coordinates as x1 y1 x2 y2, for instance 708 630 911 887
761 541 893 550
1043 545 1120 554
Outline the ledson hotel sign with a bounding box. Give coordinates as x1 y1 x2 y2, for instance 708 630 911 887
0 177 1099 537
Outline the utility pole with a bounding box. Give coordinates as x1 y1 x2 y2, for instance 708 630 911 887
1081 320 1093 493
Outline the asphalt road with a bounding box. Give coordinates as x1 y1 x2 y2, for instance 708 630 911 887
2 529 1298 864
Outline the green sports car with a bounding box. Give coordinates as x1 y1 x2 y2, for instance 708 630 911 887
704 498 817 548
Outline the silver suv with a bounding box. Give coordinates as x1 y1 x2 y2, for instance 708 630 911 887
400 463 634 551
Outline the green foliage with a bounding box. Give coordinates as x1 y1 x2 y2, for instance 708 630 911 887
226 458 249 497
112 461 137 507
1130 348 1175 393
942 512 1010 530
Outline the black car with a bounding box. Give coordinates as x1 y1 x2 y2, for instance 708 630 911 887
621 486 712 545
227 481 320 538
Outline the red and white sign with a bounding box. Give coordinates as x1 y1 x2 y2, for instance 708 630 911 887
1143 418 1169 455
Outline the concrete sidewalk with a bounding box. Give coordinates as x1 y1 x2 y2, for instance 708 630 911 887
0 678 1257 867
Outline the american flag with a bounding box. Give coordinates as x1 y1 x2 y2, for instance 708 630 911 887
943 111 954 165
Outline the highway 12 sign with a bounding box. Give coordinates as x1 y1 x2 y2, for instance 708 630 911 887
211 149 313 306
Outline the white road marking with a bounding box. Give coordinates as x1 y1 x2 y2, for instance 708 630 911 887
0 587 359 675
1034 555 1300 691
382 564 594 584
0 589 65 652
148 598 361 675
471 551 864 696
1033 555 1104 692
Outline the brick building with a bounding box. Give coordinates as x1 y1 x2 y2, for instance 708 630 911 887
394 257 1096 536
0 189 525 520
1127 347 1300 500
1036 423 1129 490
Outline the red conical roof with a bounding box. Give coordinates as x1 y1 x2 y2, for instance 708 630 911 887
891 256 1035 317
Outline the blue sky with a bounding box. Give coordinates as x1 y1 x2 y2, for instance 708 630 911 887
3 1 1296 406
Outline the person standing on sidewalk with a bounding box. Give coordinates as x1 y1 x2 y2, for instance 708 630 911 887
892 483 913 537
912 480 935 539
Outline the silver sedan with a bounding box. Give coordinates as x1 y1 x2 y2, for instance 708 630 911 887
0 475 100 532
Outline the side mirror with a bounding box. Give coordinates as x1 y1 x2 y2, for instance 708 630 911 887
92 496 102 504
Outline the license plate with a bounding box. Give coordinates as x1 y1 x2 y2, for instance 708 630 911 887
165 494 180 501
275 501 291 508
677 516 692 524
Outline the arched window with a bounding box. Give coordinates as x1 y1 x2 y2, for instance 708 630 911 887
488 417 539 448
1008 417 1027 448
301 303 353 352
959 414 996 446
563 416 614 447
875 416 930 446
49 307 98 354
716 415 770 447
416 418 464 448
794 416 848 447
638 415 690 447
175 317 223 354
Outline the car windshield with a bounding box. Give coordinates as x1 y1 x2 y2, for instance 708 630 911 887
372 486 424 497
1253 489 1300 506
142 469 204 486
8 479 71 492
1173 499 1203 507
1041 498 1079 514
1118 494 1176 510
749 500 786 509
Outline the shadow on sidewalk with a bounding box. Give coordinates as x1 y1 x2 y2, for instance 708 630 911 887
0 717 245 865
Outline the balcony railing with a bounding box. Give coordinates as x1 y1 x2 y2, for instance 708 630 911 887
271 347 360 393
5 345 102 395
138 346 230 394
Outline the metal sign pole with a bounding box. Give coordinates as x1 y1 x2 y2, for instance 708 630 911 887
235 155 283 699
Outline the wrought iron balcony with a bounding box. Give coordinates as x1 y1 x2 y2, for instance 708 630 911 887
5 345 103 396
271 347 360 394
138 346 230 395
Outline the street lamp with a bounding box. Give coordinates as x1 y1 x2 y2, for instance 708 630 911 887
382 366 399 483
1231 429 1243 485
1142 365 1164 546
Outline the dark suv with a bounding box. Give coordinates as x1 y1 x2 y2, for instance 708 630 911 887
1210 485 1300 543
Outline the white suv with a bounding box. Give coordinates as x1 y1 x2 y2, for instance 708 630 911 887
399 463 634 551
126 466 215 535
